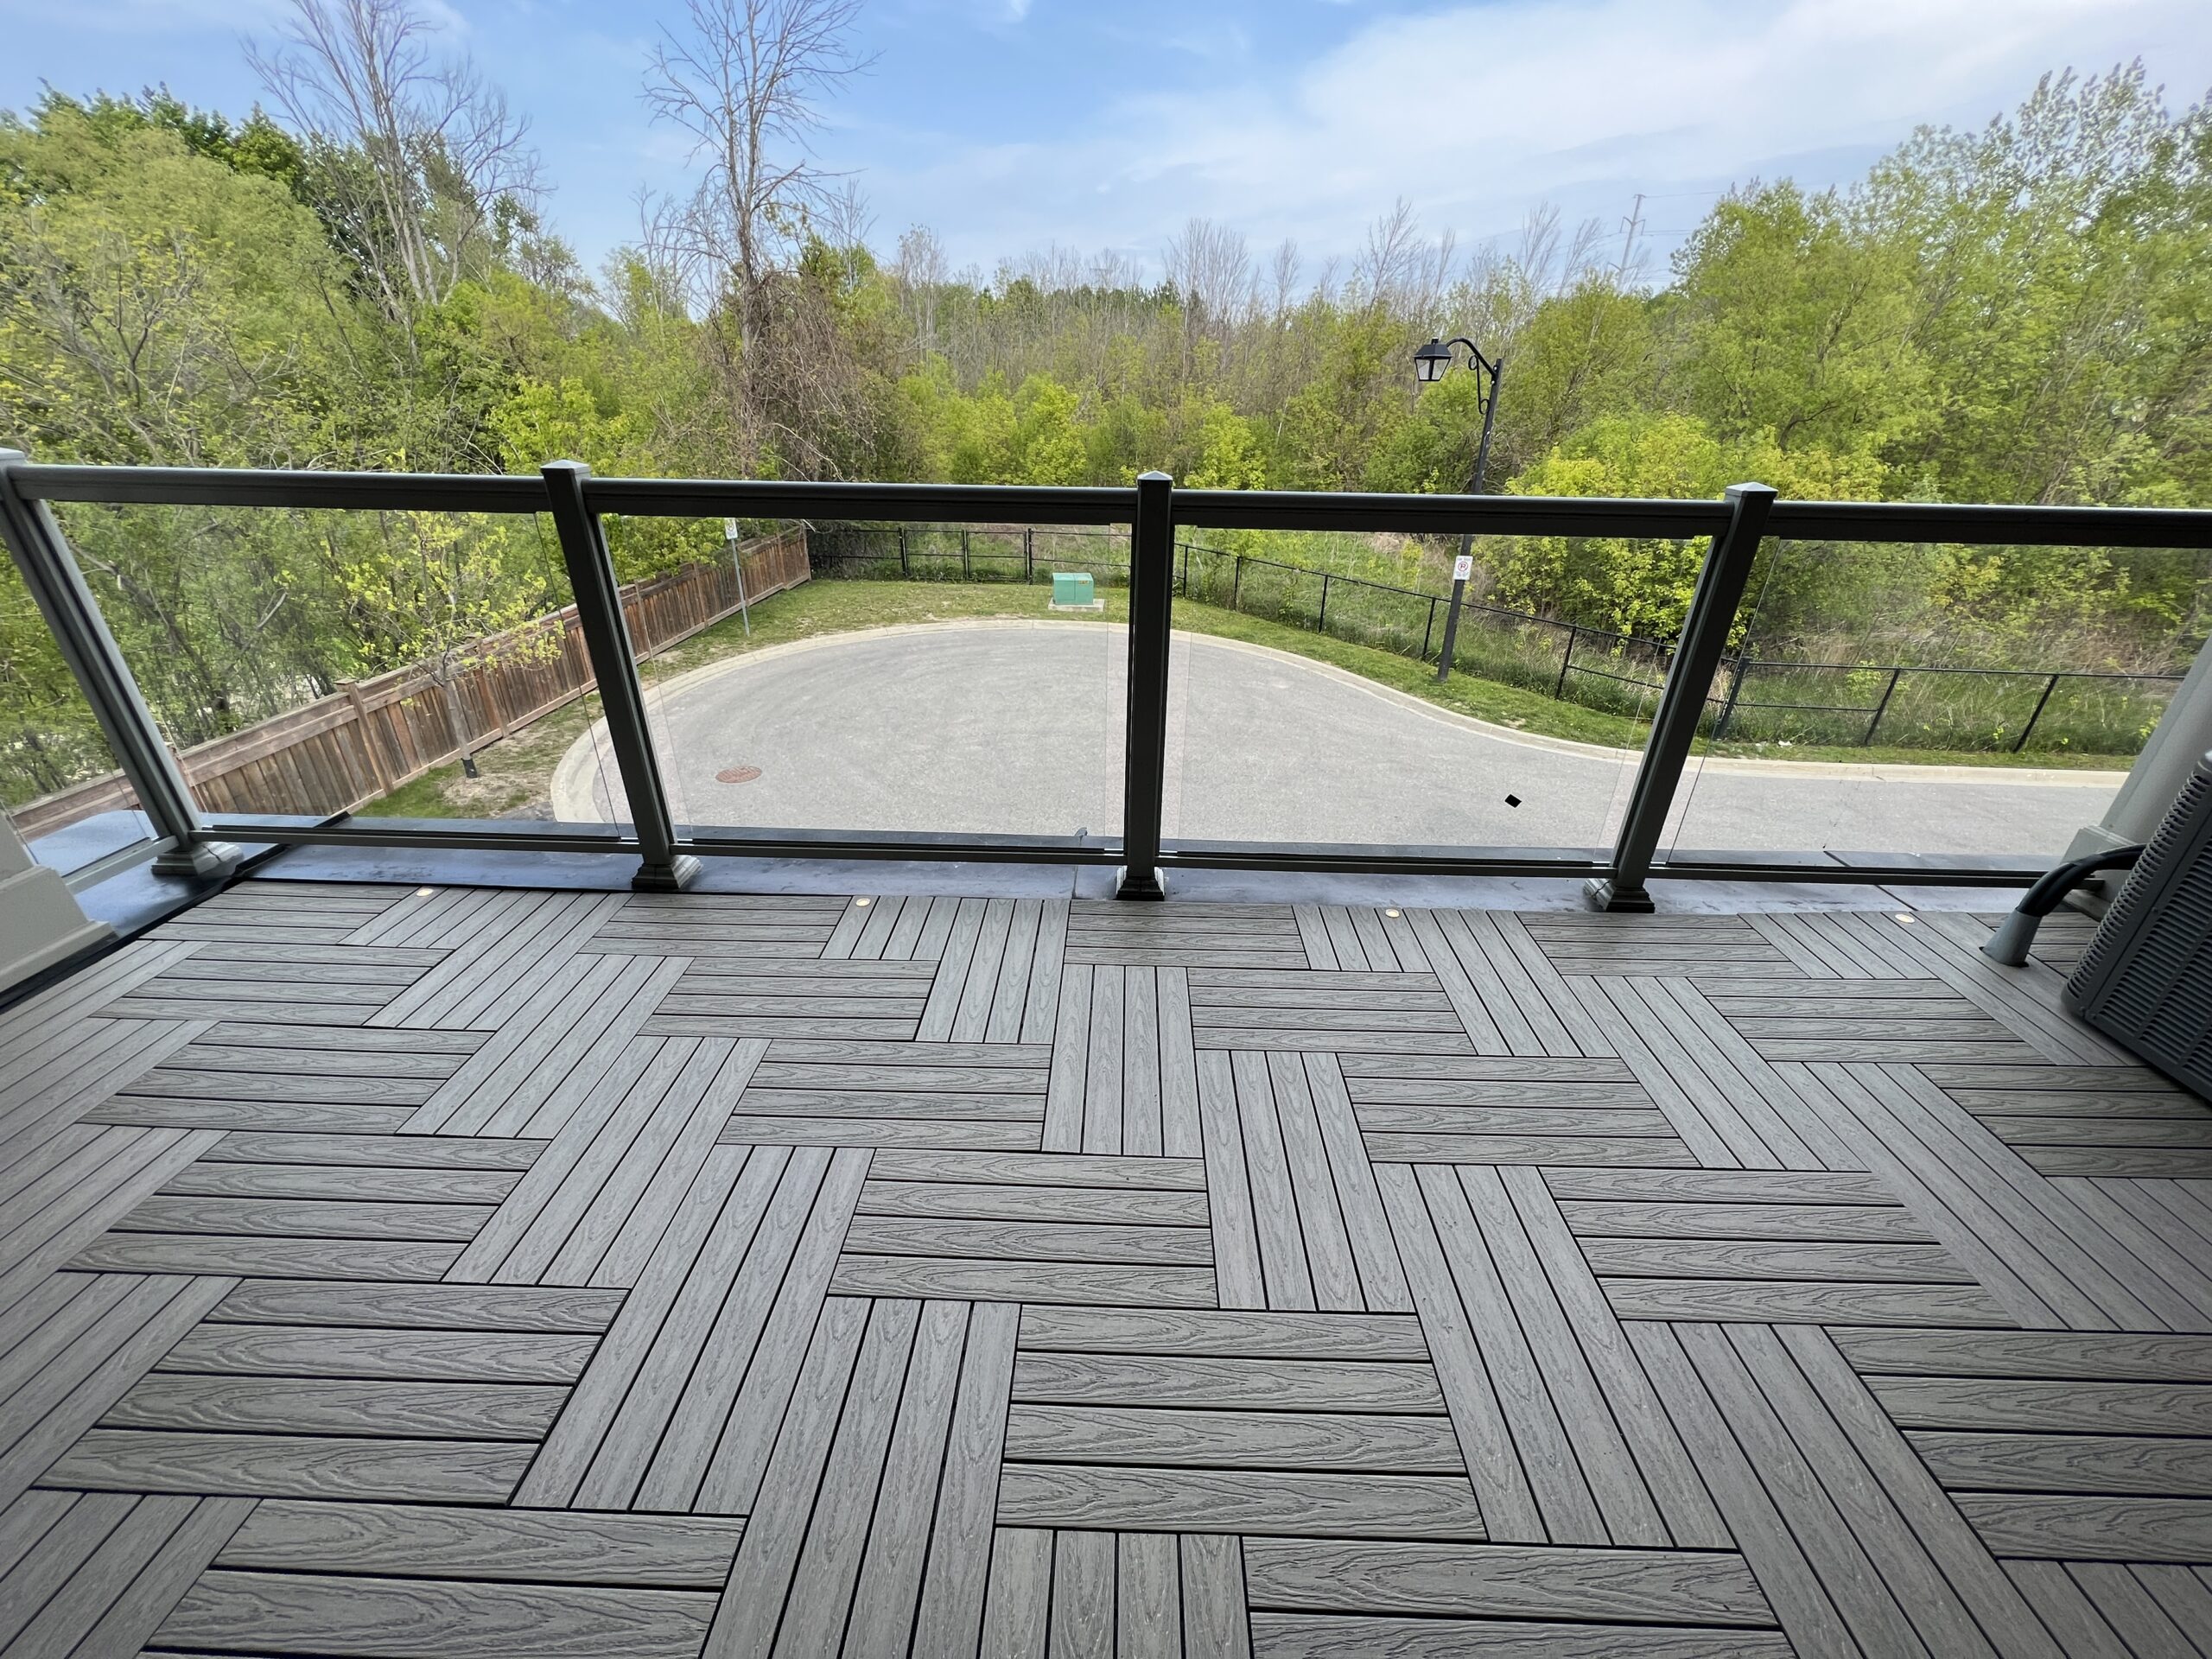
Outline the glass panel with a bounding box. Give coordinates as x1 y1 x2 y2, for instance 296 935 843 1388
0 551 155 875
1162 524 1670 855
1662 536 2207 864
616 516 1126 841
46 501 629 832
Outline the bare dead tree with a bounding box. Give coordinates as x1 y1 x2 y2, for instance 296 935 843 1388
1089 246 1140 291
894 224 949 354
822 178 874 285
1517 203 1564 295
641 0 868 467
1560 215 1608 292
1012 244 1086 294
1311 253 1342 306
1510 203 1608 299
1164 219 1251 324
1409 227 1458 322
248 0 541 328
1353 199 1423 314
1267 238 1301 320
1163 217 1250 374
1351 199 1463 325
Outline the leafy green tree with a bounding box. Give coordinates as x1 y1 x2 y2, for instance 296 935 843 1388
1184 400 1268 490
1009 377 1090 485
1664 181 1928 461
1868 65 2207 507
1497 412 1883 638
0 105 352 466
1274 311 1410 490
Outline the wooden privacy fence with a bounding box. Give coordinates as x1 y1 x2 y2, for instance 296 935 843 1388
12 529 809 841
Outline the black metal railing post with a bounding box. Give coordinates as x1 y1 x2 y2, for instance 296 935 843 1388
2013 671 2062 753
1230 555 1244 612
1422 597 1438 661
899 525 909 576
1586 482 1777 912
0 449 240 879
1554 623 1579 699
1025 527 1034 582
1318 574 1332 633
541 461 698 893
1866 667 1904 746
1117 471 1175 899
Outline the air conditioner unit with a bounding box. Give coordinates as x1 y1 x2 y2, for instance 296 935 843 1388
2066 750 2212 1095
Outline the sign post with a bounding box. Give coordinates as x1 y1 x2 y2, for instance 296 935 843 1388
724 518 752 637
1435 551 1474 682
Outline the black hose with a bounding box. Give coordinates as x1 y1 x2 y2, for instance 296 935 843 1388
1981 845 2145 964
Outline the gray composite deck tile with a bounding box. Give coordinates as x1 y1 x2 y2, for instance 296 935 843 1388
4 881 2210 1656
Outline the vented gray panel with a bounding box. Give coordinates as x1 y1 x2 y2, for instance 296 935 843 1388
2068 752 2212 1095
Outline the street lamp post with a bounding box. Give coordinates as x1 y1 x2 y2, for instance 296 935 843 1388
1414 336 1503 682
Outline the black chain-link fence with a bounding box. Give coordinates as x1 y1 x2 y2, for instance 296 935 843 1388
808 526 2183 756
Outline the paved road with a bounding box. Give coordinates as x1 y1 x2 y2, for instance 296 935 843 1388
556 623 2120 860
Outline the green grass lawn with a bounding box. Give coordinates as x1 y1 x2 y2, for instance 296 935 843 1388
357 576 2132 820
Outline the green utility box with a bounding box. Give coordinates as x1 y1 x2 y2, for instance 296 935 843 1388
1050 571 1100 611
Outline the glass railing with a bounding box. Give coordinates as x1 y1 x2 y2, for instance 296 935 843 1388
1161 524 1669 861
1 550 155 878
40 497 631 844
3 454 2207 906
615 517 1125 845
1662 515 2208 875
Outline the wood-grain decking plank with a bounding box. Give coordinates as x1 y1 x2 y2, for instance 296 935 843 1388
1244 1612 1795 1656
215 1499 744 1586
155 1567 718 1656
1240 1538 1775 1626
42 1429 537 1503
997 1464 1487 1539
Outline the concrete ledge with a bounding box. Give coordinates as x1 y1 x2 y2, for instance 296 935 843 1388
0 860 111 994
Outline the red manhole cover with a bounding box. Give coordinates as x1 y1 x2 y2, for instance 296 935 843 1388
715 766 763 785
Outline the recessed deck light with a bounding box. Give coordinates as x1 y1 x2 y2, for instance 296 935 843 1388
415 887 434 896
1384 908 1402 917
854 897 871 906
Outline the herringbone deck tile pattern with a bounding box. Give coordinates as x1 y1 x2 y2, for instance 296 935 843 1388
2 879 2209 1654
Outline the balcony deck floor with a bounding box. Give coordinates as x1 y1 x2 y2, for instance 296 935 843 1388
3 878 2210 1656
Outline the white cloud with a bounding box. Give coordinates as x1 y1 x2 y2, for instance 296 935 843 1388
853 0 2212 276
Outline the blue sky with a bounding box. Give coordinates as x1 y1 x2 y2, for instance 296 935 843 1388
4 0 2210 287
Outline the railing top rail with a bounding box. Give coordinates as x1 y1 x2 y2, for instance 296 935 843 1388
584 478 1137 524
1767 499 2212 548
6 463 549 514
1171 487 1732 537
8 459 2212 549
